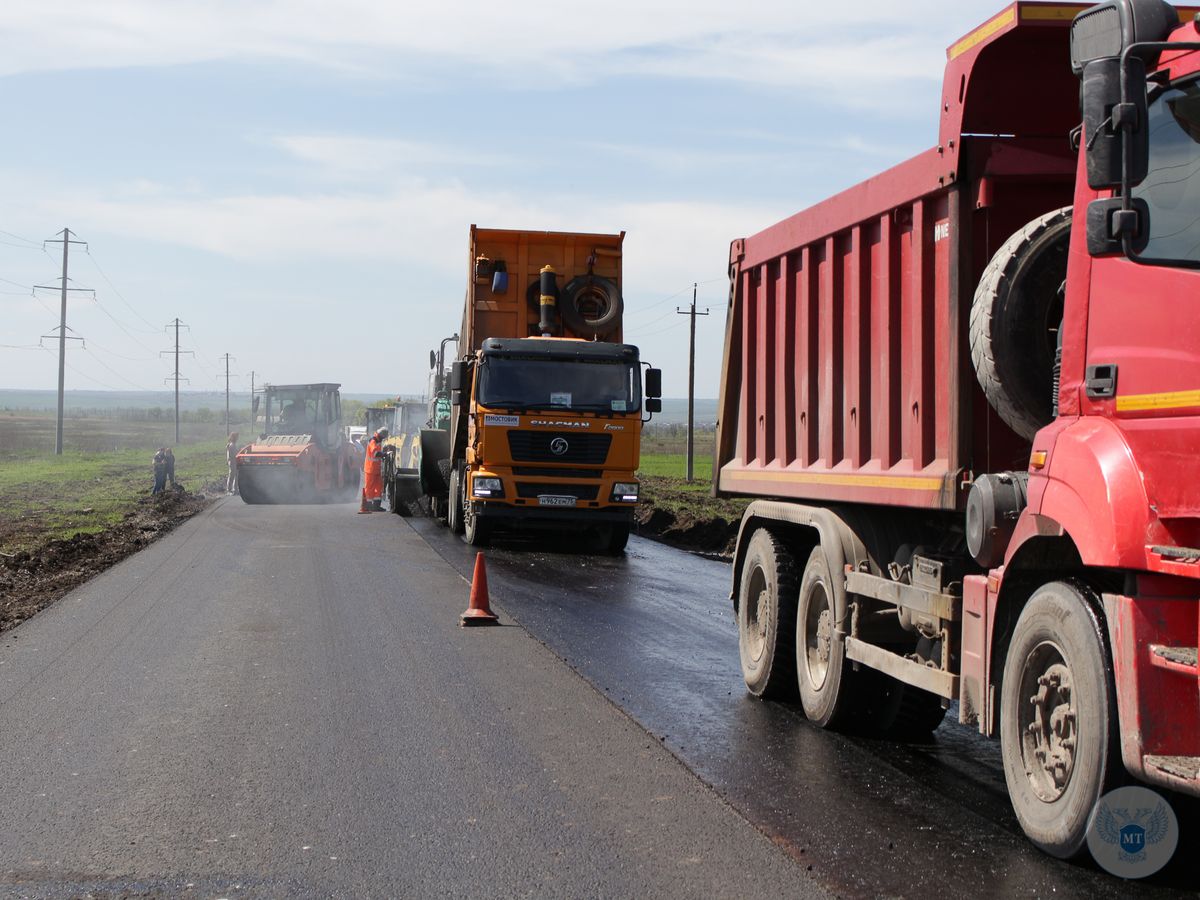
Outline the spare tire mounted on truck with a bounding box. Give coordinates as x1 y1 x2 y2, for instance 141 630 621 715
526 275 623 339
969 206 1071 441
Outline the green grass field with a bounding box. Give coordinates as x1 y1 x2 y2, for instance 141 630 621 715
638 431 715 480
638 452 713 482
0 414 229 551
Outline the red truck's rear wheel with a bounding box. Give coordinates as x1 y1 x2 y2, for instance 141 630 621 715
737 528 798 700
795 545 856 727
1000 580 1120 858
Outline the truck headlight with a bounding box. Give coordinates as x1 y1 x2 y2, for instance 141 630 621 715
611 482 639 502
473 476 503 498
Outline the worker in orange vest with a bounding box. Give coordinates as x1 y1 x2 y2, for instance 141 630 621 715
363 428 388 510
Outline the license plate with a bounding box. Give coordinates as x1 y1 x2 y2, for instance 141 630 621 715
538 495 577 508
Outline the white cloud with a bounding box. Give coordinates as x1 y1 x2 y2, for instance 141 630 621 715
271 136 510 182
1 1 1005 97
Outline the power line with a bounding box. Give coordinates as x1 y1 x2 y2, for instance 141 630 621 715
40 345 122 392
84 338 155 363
0 228 42 247
219 353 238 432
626 277 726 317
162 318 194 445
631 318 689 340
91 296 162 353
81 247 160 332
35 228 93 455
677 283 711 483
79 345 155 391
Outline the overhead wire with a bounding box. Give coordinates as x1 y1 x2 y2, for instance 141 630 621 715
632 318 690 340
40 345 121 392
0 229 42 247
79 345 155 391
85 338 155 363
626 276 727 317
91 298 162 354
82 248 160 332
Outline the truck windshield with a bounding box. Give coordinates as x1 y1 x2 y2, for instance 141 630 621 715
1132 77 1200 263
477 357 641 414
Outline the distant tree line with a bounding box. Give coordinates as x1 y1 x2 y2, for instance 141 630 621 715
0 405 254 424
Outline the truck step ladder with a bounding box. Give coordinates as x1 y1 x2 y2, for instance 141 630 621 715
1149 644 1199 676
1143 755 1200 784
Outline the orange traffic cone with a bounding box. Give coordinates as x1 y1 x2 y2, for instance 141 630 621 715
461 552 499 626
357 489 371 514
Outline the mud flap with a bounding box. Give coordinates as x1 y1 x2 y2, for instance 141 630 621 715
418 428 451 497
391 467 423 507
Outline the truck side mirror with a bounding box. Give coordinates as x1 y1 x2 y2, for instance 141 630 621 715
1086 196 1150 255
645 398 662 413
644 368 662 399
1082 56 1149 190
429 350 437 371
449 361 465 392
252 395 260 420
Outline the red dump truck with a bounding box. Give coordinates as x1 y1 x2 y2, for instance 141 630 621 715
717 0 1200 858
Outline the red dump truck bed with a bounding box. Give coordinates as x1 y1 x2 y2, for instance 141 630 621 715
714 3 1095 512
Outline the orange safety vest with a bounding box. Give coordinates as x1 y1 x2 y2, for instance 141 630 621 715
363 437 383 499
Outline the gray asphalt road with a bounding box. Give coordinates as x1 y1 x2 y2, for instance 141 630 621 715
0 499 822 899
406 518 1199 899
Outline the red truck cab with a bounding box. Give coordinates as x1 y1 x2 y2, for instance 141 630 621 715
1006 0 1200 815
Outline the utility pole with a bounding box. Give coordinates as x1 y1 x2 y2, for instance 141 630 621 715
161 319 193 445
219 353 237 433
677 283 710 483
35 228 92 455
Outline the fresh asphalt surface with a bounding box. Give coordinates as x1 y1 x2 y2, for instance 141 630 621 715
0 498 814 899
0 499 1195 898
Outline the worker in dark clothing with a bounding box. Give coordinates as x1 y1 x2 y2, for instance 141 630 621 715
279 400 307 429
164 447 177 489
152 448 167 494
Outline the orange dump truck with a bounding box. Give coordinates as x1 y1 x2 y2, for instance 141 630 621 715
421 226 662 552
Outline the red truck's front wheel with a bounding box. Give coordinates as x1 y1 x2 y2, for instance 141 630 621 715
1000 581 1120 858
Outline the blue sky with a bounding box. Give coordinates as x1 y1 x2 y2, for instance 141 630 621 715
0 0 1011 399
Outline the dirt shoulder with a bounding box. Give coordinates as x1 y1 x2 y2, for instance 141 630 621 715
0 488 214 633
633 474 747 559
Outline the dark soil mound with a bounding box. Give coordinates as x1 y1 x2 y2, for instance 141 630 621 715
633 477 742 559
0 487 213 632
